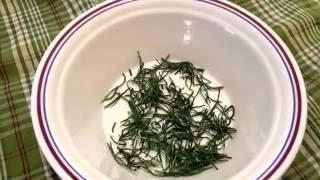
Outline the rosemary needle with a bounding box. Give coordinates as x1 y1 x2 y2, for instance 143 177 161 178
103 52 236 176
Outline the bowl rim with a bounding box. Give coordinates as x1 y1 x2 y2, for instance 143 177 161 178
31 0 307 179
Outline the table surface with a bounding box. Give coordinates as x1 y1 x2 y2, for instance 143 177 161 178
0 0 319 179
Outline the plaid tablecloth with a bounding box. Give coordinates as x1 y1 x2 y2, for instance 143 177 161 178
0 0 319 179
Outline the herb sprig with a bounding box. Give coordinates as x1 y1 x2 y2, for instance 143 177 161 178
103 52 236 176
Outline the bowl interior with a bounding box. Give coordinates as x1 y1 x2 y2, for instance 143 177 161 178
44 1 294 179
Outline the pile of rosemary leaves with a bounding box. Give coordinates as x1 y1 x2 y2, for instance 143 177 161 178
103 52 236 176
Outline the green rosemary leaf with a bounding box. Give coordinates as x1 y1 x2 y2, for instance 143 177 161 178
103 52 236 177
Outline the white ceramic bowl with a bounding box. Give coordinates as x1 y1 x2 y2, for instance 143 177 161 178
31 0 307 179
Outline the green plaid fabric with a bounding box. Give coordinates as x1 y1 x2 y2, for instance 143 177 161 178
0 0 319 179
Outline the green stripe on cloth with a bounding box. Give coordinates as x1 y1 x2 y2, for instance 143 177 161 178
0 0 320 179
